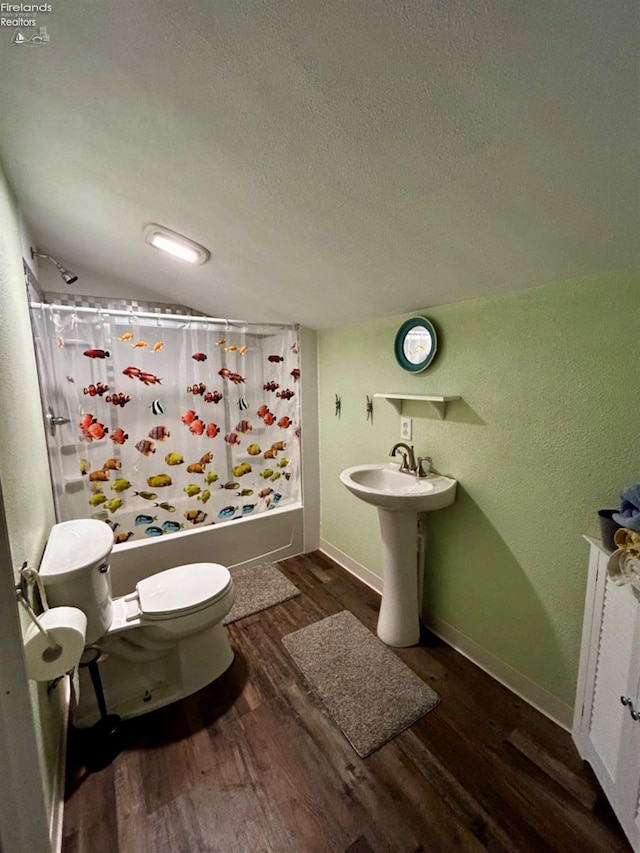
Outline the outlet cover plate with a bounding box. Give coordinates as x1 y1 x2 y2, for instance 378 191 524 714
400 417 412 440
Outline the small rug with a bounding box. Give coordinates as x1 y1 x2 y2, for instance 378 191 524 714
223 563 301 625
282 610 439 758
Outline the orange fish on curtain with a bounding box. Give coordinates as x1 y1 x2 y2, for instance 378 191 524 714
188 383 206 396
140 371 162 386
110 428 129 445
122 367 162 385
257 406 276 426
78 413 108 442
79 413 95 432
181 409 198 425
86 422 108 441
276 389 295 401
218 369 245 385
83 382 109 397
102 458 122 470
106 393 132 407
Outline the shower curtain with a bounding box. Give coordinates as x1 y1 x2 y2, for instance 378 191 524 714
30 304 301 543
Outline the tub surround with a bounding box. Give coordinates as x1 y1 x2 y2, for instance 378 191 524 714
318 271 640 717
109 505 304 595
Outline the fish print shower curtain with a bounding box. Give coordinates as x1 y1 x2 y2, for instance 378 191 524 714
31 304 301 543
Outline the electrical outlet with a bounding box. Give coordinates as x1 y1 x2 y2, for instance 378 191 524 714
400 417 412 441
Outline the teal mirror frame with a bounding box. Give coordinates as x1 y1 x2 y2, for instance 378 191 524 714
394 317 438 373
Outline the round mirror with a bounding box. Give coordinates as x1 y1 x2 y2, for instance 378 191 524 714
394 317 437 373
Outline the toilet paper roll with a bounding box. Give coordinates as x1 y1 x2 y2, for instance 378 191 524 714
23 606 87 682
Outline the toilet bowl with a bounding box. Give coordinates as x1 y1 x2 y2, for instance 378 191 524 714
39 519 236 727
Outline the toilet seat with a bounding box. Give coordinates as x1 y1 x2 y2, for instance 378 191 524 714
126 563 232 622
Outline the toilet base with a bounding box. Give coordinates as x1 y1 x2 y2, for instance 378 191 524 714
73 622 234 728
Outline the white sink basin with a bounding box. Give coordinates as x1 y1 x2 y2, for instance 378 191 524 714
340 463 457 513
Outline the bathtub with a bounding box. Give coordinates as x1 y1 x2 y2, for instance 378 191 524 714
108 503 304 597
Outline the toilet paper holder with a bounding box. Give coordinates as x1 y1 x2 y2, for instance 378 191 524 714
15 566 63 664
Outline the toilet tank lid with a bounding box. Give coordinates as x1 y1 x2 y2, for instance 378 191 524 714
40 519 114 583
137 563 231 617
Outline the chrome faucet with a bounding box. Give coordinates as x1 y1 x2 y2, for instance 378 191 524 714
389 443 432 477
390 442 416 473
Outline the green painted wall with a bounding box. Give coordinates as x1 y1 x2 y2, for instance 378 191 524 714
318 272 640 706
0 161 60 841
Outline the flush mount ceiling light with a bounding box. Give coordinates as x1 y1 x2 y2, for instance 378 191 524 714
143 224 210 265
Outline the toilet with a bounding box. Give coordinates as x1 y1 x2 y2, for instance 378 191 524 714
39 519 235 727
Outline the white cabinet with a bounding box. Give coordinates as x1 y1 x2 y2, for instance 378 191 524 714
573 538 640 851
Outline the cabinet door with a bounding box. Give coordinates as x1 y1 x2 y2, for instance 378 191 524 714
618 618 640 848
583 576 640 804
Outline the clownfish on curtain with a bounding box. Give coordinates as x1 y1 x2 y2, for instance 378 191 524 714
32 305 302 544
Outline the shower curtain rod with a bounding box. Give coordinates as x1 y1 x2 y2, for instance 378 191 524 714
29 302 298 330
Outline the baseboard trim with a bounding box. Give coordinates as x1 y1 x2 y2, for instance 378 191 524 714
319 539 383 594
50 676 70 853
424 614 573 731
318 541 573 731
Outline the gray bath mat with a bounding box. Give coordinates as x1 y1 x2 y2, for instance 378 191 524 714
223 563 301 625
282 610 439 758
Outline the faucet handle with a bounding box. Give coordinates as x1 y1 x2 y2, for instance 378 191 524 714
396 450 410 472
417 456 432 477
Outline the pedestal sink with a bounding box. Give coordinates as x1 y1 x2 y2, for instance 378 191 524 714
340 463 457 647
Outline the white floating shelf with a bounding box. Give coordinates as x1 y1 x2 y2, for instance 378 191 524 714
373 393 460 420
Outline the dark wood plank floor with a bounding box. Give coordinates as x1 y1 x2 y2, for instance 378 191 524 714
62 551 630 853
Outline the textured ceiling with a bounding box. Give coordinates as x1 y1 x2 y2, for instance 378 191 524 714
0 1 636 328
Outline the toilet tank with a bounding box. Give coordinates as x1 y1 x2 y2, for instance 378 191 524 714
40 519 114 644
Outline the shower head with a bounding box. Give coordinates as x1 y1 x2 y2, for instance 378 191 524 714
31 248 78 285
60 268 78 285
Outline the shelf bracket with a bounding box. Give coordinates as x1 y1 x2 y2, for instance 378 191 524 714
428 400 446 420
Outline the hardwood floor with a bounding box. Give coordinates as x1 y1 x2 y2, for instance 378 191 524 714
62 551 630 852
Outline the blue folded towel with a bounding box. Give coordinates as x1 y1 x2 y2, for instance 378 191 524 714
613 484 640 533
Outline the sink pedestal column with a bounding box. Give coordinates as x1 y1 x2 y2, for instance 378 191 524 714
376 509 420 647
